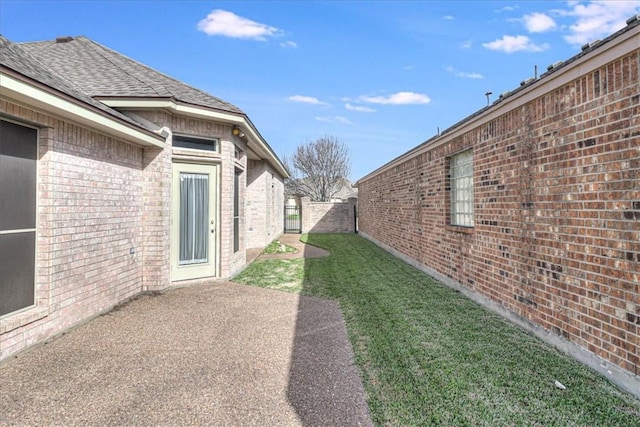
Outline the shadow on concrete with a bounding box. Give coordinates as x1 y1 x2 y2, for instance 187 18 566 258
0 234 370 425
283 234 372 426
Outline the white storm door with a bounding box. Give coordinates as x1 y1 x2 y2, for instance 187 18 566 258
171 163 218 281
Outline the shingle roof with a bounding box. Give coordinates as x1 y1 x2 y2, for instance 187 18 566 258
0 35 146 127
20 36 243 114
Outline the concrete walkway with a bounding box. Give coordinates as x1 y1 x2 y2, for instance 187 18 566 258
0 282 372 426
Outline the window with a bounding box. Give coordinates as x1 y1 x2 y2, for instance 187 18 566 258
178 173 209 265
233 169 241 253
173 135 217 152
0 120 38 316
450 149 474 227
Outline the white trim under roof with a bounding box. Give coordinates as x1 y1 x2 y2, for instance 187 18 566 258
100 98 289 178
0 73 164 148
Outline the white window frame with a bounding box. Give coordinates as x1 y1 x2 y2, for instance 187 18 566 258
172 134 219 152
0 119 39 317
450 149 474 227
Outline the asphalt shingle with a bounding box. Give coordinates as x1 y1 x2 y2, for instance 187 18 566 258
20 36 244 115
0 35 149 129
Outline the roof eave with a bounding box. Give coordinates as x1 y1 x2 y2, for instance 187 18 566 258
100 97 289 178
0 70 165 148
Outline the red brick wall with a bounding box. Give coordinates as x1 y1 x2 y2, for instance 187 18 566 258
358 48 639 377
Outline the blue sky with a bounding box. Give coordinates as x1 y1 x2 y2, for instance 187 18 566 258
2 1 639 179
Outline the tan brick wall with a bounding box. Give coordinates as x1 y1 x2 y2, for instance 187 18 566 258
220 136 246 277
271 170 285 239
130 111 248 278
246 160 285 248
141 143 171 291
301 197 357 233
358 49 640 379
0 102 285 359
0 100 149 359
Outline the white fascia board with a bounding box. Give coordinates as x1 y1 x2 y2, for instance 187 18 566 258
1 74 164 148
101 98 245 125
103 98 289 177
100 98 178 110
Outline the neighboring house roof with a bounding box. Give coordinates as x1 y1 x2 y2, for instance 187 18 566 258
0 35 163 147
332 178 358 200
286 176 357 200
20 36 243 115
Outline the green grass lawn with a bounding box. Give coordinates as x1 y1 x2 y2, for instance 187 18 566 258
234 234 640 426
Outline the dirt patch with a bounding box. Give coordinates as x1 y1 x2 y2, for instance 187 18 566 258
258 235 330 260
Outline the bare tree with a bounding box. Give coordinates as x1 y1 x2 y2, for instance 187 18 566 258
284 135 351 202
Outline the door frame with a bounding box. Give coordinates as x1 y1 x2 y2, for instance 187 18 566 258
171 162 220 282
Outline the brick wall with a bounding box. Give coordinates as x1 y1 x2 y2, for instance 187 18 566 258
271 169 285 240
301 197 357 233
246 160 285 248
0 99 148 359
140 139 171 292
0 101 284 359
129 111 249 278
220 135 246 277
357 44 639 389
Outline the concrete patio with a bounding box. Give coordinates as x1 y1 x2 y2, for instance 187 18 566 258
0 282 372 426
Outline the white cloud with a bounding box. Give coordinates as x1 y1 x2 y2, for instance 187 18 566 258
197 9 282 40
315 116 353 125
360 91 431 105
496 5 518 13
561 1 640 46
288 95 326 105
280 40 297 48
523 12 557 33
443 15 455 20
482 35 550 53
345 103 376 113
445 65 484 79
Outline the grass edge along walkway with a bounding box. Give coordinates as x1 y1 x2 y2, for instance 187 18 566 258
234 234 640 426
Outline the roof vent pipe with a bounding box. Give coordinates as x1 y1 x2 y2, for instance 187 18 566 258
626 14 639 25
